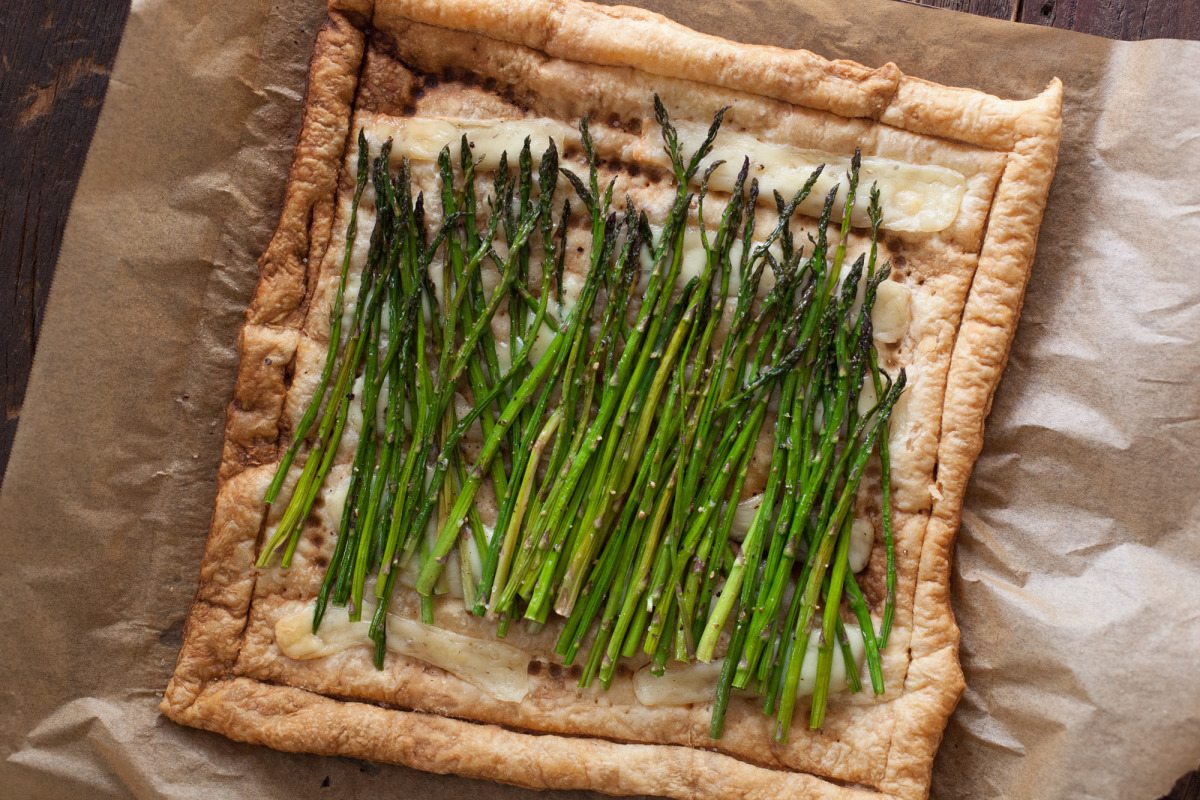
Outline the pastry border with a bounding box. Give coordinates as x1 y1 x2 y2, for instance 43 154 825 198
161 2 1063 799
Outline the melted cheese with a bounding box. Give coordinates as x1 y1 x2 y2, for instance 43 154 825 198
673 122 966 234
848 518 876 574
730 493 764 543
528 320 559 364
872 278 911 344
443 528 487 600
318 464 352 532
336 201 377 340
276 602 532 704
295 120 910 710
633 625 867 706
365 117 966 233
634 658 726 706
643 224 780 299
857 373 879 418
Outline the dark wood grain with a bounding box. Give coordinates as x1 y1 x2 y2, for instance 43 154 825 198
1021 0 1200 39
1164 769 1200 800
904 0 1019 20
0 0 130 473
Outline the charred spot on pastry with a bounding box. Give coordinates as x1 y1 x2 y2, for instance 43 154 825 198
499 84 530 111
527 660 543 675
548 663 563 678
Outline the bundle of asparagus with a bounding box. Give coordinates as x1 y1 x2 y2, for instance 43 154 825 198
258 99 904 741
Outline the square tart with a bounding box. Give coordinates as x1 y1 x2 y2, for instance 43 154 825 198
161 1 1062 798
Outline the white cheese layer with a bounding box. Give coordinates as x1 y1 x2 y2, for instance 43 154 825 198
673 122 966 234
871 278 911 344
849 518 876 574
729 493 764 543
275 602 532 704
364 117 966 233
633 624 867 706
278 598 868 707
634 658 726 706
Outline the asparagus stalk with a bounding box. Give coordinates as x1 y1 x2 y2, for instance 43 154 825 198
289 105 908 742
264 130 371 506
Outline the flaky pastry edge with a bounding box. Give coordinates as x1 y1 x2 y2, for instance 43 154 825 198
161 2 1063 799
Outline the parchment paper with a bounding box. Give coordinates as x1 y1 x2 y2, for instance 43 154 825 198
2 0 1198 797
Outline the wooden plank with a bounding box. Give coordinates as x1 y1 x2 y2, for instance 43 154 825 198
0 0 130 472
1164 764 1200 800
1019 0 1200 39
1137 0 1200 39
908 0 1019 20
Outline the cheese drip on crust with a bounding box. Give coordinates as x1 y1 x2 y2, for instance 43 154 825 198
276 602 532 704
365 115 967 233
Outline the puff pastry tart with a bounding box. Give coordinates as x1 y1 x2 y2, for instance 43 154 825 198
162 1 1062 797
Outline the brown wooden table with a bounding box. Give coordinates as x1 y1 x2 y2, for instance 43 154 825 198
1 2 1198 796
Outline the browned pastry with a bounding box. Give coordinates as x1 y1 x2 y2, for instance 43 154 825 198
161 2 1062 797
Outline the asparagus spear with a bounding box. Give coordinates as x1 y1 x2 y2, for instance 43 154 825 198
289 105 908 742
264 130 371 506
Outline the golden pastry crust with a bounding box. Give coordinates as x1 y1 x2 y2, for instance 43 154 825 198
162 1 1063 798
165 10 366 713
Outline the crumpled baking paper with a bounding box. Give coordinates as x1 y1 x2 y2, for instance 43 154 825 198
1 0 1197 797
